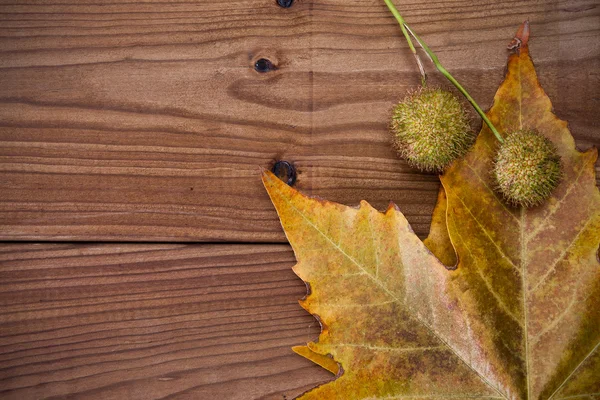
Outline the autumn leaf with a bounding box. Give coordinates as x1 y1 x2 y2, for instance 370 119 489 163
263 169 507 399
423 23 600 399
263 22 600 400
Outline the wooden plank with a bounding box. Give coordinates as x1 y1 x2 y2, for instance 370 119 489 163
0 243 333 399
0 0 598 242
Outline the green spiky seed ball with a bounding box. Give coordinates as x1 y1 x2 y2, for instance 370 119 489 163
494 129 562 207
390 87 474 172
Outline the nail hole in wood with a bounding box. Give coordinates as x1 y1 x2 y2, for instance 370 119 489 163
276 0 294 8
254 58 275 73
272 160 297 186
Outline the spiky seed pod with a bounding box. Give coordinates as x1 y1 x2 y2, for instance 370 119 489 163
390 87 474 173
494 129 562 207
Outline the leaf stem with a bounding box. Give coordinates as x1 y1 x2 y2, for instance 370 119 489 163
383 0 504 143
383 0 427 86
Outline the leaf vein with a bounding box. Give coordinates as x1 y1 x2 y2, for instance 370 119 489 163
452 192 520 274
525 150 595 244
529 216 596 294
464 162 520 224
451 216 523 327
334 343 447 353
548 341 600 400
530 289 578 344
321 300 395 309
555 393 600 400
521 208 531 400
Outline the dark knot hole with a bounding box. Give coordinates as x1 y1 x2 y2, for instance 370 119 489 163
276 0 294 8
254 58 275 73
272 161 297 186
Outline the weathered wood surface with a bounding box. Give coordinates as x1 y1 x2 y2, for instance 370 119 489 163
0 243 332 399
1 0 598 242
1 1 599 398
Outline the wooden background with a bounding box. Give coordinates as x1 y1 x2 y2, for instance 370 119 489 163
0 0 598 398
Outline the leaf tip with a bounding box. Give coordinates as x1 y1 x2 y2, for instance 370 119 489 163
260 167 274 183
298 298 308 310
385 201 400 214
292 346 340 376
509 20 530 51
262 168 294 202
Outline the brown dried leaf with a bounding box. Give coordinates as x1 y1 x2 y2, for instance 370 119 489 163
425 22 600 399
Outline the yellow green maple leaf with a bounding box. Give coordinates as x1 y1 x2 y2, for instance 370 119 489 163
263 170 507 399
263 24 600 400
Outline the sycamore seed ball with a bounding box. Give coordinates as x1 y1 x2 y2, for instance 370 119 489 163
494 129 562 207
390 87 474 173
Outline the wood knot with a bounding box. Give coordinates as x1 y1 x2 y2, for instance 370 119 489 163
254 58 276 73
276 0 294 8
271 161 297 186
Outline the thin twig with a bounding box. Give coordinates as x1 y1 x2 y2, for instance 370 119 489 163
384 0 504 143
383 0 427 85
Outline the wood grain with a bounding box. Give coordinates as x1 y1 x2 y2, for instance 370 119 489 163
0 243 333 399
0 0 598 242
